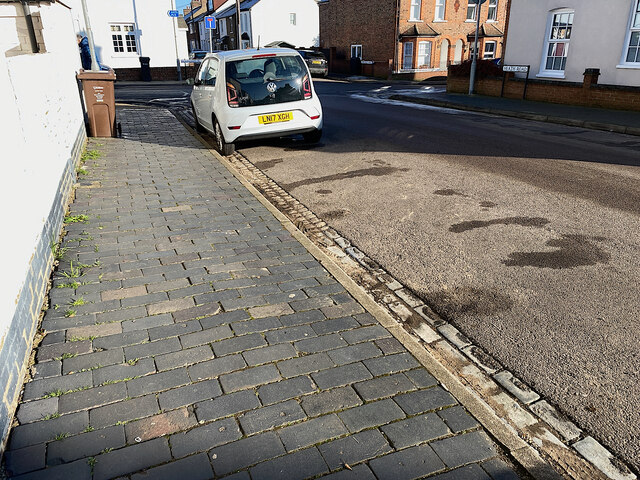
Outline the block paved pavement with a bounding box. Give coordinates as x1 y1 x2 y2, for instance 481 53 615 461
3 106 522 479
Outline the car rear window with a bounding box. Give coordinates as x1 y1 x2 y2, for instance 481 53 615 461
302 51 325 60
225 55 309 108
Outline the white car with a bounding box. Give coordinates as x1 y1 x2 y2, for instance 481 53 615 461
190 48 323 155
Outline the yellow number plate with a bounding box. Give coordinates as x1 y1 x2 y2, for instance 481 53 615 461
312 60 322 65
258 112 293 125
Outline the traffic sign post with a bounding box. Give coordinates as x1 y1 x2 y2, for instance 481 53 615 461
501 65 531 99
468 0 488 95
205 16 216 52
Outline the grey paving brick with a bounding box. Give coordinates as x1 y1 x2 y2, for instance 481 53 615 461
3 444 46 476
200 309 250 329
394 387 458 415
210 432 286 476
304 283 345 298
321 303 364 319
369 444 445 480
480 458 520 480
131 452 213 480
231 316 282 335
327 343 383 366
180 324 234 348
311 317 360 335
374 337 406 355
265 325 316 344
263 290 308 304
212 333 267 357
46 425 125 465
354 373 417 402
170 417 241 458
430 431 497 468
125 407 197 443
92 358 156 386
277 353 334 378
32 360 61 379
338 399 405 433
249 446 329 480
146 278 191 294
10 458 91 480
62 348 124 374
289 296 335 312
300 386 363 418
239 399 306 435
431 464 492 480
295 333 348 354
318 429 392 471
173 302 222 323
93 330 149 350
155 345 213 371
340 325 390 345
320 464 376 480
312 362 373 390
9 411 88 449
93 437 172 480
36 340 92 363
96 306 148 324
90 394 159 429
195 389 261 422
258 375 316 405
437 405 480 433
158 379 221 410
243 343 297 366
188 354 247 381
221 295 265 311
121 292 169 308
126 367 191 397
15 397 58 424
364 353 421 376
279 309 326 327
148 319 201 341
405 368 439 388
122 313 174 332
124 337 181 361
58 382 127 414
279 414 348 451
23 371 93 401
381 413 450 449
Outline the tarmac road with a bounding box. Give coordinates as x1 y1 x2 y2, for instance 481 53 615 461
116 79 640 473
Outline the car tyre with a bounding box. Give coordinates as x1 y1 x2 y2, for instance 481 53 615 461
192 104 205 133
303 129 322 144
214 118 235 155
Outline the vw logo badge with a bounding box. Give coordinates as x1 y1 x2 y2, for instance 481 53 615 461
267 82 277 93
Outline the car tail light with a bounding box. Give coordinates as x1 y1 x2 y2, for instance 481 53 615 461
228 126 241 130
302 75 312 100
227 82 239 107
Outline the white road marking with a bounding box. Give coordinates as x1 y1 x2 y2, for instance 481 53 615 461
349 93 466 114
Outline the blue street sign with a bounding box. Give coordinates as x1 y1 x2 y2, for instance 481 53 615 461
205 16 216 29
167 10 179 17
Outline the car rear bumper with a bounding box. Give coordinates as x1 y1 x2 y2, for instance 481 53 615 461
233 126 319 143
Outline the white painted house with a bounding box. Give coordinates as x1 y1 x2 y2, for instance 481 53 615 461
215 0 320 50
65 0 188 72
0 0 85 449
505 0 640 86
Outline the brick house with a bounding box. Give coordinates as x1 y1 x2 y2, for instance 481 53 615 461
320 0 509 79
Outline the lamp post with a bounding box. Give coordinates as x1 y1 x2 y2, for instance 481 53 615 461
468 0 487 95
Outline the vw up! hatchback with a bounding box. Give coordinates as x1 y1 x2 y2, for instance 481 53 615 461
190 48 323 155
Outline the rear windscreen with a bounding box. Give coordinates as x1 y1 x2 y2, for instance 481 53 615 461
225 55 308 107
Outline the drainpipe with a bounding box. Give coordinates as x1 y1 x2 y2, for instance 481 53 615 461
235 0 241 49
20 1 39 53
393 0 401 74
80 0 99 70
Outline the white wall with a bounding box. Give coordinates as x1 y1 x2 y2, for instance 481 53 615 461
0 2 84 351
251 0 319 48
66 0 189 68
505 0 640 86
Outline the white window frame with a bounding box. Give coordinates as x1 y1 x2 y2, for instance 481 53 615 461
289 12 296 25
410 0 421 21
110 23 138 55
466 2 477 22
417 41 431 68
351 44 362 59
434 0 446 21
619 0 640 67
483 41 496 59
487 0 498 21
219 18 227 37
539 9 574 78
403 42 414 69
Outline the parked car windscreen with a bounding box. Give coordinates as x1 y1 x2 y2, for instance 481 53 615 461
225 55 309 107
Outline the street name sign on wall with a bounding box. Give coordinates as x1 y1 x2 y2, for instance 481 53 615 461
167 10 179 17
205 16 216 29
503 65 529 73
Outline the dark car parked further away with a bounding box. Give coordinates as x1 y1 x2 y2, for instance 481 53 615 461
297 49 328 77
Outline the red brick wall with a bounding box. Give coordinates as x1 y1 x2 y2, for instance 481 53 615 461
319 0 396 78
447 74 640 112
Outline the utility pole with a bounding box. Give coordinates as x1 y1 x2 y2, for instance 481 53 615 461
80 0 99 70
171 0 182 81
468 0 485 95
235 0 241 49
